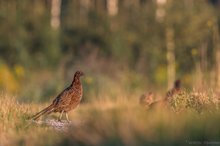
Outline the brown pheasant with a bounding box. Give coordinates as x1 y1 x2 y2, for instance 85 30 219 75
149 79 182 109
139 92 154 107
166 79 182 98
31 70 84 122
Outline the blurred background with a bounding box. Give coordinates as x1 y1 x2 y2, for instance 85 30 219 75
0 0 220 103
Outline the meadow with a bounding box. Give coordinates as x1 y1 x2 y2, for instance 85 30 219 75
1 1 220 146
0 89 220 146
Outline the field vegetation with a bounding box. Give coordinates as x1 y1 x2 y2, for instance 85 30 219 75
1 0 220 145
0 89 220 146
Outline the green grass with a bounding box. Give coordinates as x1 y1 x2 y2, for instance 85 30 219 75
0 91 220 146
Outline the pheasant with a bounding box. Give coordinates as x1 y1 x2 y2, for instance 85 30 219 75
166 79 182 98
31 70 84 122
149 79 182 109
139 92 154 107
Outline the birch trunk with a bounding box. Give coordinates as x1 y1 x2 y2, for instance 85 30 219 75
51 0 61 29
107 0 118 16
216 48 220 92
213 24 220 92
213 25 220 92
166 27 175 89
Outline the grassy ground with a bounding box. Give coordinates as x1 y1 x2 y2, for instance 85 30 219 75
0 91 220 146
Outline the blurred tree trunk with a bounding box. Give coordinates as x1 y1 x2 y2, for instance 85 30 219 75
94 0 106 14
216 46 220 92
200 42 208 73
51 0 61 29
195 42 208 89
79 0 90 25
156 0 167 22
195 62 203 88
107 0 118 16
80 0 90 9
166 27 175 89
213 24 220 92
200 42 208 85
156 0 175 89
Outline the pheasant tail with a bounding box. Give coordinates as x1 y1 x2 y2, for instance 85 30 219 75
31 104 54 120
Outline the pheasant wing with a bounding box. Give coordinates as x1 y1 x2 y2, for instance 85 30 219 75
53 87 72 108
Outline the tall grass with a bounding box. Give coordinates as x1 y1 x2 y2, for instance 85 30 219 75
0 93 61 146
0 90 220 146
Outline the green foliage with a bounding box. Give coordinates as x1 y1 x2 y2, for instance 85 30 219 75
0 0 219 102
61 27 111 59
0 0 60 67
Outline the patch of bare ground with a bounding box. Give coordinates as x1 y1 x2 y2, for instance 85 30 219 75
31 119 83 132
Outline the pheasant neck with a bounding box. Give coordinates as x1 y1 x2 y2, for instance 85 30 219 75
71 76 81 86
